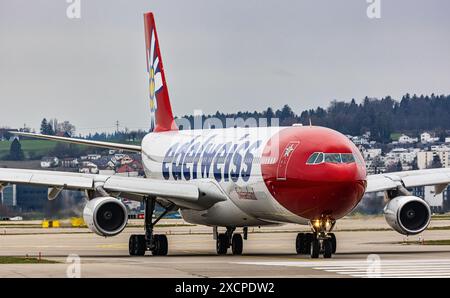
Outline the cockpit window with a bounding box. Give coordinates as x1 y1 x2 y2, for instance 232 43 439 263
324 153 342 163
315 153 324 164
306 152 355 165
306 152 319 164
341 153 355 163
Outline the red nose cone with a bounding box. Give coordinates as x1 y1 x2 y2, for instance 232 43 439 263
261 127 367 220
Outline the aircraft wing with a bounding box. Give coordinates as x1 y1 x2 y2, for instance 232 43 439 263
366 168 450 194
10 131 141 152
0 168 227 210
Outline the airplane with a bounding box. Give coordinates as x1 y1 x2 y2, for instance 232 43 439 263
1 12 448 258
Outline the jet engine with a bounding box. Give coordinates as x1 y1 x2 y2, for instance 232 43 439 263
384 195 431 235
83 197 128 237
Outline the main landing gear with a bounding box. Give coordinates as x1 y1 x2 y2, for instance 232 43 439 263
215 227 247 255
129 197 174 256
296 217 337 259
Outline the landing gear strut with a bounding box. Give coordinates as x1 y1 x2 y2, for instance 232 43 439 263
295 217 336 259
129 197 173 256
215 227 245 255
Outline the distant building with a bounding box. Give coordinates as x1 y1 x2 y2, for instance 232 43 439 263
40 157 59 168
61 158 79 168
385 148 417 164
15 185 48 212
79 165 99 174
417 151 450 169
445 137 450 143
363 148 382 160
86 154 101 161
121 155 133 165
421 132 439 144
1 185 17 206
116 164 139 177
398 134 418 144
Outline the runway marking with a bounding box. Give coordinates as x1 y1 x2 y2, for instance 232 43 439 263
234 259 450 278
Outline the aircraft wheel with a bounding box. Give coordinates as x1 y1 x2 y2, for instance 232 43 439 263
304 233 313 254
310 238 320 259
152 234 168 256
296 233 305 254
216 233 229 255
129 234 146 256
232 234 243 255
329 233 337 254
323 239 333 259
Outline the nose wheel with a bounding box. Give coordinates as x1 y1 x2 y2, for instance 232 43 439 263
296 217 337 258
215 227 246 255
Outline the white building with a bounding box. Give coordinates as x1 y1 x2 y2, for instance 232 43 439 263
385 148 417 165
398 134 418 144
417 151 450 169
86 154 102 160
430 145 450 152
363 148 382 160
421 132 439 144
40 157 59 168
445 137 450 143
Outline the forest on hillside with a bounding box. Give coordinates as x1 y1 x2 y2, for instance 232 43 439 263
179 93 450 143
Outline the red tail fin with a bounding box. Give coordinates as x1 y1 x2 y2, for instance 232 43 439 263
144 12 178 132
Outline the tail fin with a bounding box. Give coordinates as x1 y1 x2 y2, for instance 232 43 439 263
144 12 178 132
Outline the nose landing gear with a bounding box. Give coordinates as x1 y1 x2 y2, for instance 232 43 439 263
215 227 247 255
296 217 336 259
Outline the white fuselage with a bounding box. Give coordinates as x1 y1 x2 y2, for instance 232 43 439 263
141 127 308 227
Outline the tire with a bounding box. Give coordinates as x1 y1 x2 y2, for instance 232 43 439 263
310 238 320 259
232 234 243 255
129 234 146 256
152 234 168 256
296 233 305 254
303 233 313 255
329 233 337 254
129 234 136 256
323 239 332 259
216 233 229 255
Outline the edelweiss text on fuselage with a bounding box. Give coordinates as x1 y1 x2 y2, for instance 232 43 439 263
162 134 262 182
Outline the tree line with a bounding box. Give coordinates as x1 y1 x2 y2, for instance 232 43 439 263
179 93 450 143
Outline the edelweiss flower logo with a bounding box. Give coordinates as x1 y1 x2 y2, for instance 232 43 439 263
147 29 163 129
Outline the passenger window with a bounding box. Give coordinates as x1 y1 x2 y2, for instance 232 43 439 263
306 153 319 164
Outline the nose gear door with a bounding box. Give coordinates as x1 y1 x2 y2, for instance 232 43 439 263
276 141 300 181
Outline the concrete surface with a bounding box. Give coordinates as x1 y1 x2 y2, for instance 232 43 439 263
1 216 450 277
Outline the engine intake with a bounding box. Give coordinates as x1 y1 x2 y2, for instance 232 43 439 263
83 197 128 237
384 195 431 235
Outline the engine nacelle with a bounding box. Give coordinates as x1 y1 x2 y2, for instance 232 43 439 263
83 197 128 237
384 195 431 235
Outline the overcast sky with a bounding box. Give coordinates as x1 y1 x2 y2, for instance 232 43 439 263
1 0 450 134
